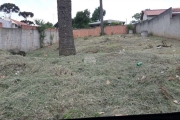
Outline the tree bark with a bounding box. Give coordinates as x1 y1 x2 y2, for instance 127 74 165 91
57 0 76 56
100 0 104 35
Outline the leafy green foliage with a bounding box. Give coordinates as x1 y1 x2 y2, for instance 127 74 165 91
73 9 91 29
0 3 20 18
132 13 141 21
45 22 54 28
110 22 122 26
131 13 141 24
126 24 133 30
103 21 109 27
19 11 34 19
91 6 106 22
19 11 34 25
35 19 52 48
20 20 34 25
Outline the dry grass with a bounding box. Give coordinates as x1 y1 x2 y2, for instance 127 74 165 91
0 34 180 119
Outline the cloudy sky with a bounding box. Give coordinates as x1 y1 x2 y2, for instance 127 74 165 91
0 0 180 24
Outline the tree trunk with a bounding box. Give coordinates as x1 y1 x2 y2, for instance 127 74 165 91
100 0 104 35
57 0 76 56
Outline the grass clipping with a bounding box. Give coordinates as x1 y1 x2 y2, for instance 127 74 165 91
0 35 180 119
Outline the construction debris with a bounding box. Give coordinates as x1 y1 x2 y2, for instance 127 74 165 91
157 40 172 48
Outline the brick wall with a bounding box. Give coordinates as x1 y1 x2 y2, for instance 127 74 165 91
0 23 2 28
0 24 128 52
104 25 127 35
73 25 127 38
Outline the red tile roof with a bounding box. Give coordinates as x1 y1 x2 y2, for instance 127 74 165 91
143 9 166 16
143 8 180 16
11 19 28 26
172 8 180 12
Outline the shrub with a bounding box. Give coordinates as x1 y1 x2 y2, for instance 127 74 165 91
126 24 133 30
110 22 122 26
103 21 109 27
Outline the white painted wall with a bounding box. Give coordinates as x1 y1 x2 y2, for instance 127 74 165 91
136 8 180 40
0 28 59 52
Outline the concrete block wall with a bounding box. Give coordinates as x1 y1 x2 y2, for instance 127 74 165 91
0 24 127 52
0 25 59 52
136 8 180 40
0 28 22 51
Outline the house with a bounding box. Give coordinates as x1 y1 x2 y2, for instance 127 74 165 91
0 18 17 28
0 18 28 28
140 8 180 21
89 19 125 27
11 19 28 27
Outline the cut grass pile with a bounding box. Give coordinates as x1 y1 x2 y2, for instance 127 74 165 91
0 34 180 119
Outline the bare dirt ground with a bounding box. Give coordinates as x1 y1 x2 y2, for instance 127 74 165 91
0 34 180 119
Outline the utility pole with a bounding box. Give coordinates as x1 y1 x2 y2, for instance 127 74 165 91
100 0 104 35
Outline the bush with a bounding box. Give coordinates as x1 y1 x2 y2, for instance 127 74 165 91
126 24 133 30
110 22 122 26
103 21 109 27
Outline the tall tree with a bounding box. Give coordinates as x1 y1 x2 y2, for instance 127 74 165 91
73 9 90 28
100 0 104 35
132 13 141 21
57 0 76 56
19 11 34 25
131 13 141 24
19 11 34 20
91 6 106 22
0 3 20 18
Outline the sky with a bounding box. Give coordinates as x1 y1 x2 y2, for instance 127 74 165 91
0 0 180 25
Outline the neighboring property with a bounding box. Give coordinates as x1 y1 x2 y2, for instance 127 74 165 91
140 8 180 21
0 17 28 28
11 19 28 27
89 19 125 27
136 7 180 40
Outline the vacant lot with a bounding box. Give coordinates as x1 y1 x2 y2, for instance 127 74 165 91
0 34 180 119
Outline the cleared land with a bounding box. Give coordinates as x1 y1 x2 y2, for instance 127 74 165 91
0 34 180 119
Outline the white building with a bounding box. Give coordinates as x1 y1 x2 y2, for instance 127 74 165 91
0 17 28 28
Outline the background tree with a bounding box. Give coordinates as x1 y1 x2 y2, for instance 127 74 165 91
0 3 20 18
19 11 34 25
132 13 141 22
73 9 90 28
21 20 34 25
57 0 76 56
45 22 54 28
91 6 106 22
19 11 34 20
